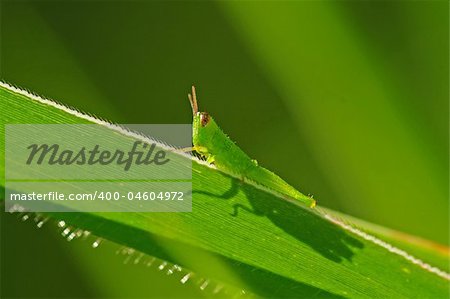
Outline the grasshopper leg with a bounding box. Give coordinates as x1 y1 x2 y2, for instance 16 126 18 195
206 155 215 164
177 146 208 153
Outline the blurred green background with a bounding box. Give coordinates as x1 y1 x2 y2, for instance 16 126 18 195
1 0 448 298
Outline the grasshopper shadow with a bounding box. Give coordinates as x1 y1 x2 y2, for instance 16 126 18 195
193 175 363 263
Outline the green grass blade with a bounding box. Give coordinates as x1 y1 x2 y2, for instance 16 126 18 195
1 82 448 298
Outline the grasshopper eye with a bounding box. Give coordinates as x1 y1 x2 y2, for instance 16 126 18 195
200 113 210 127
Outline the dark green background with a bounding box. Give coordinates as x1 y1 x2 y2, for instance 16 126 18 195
1 1 448 298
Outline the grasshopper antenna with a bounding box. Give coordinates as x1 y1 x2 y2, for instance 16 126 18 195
188 85 198 116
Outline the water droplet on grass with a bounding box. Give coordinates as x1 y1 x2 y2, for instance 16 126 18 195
82 230 91 239
9 204 25 213
36 220 46 228
67 232 76 241
200 279 209 291
134 253 144 264
166 264 182 275
92 239 102 248
158 261 167 270
180 273 191 284
62 228 71 237
75 230 83 238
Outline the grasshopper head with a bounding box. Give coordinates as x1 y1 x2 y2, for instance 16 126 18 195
188 86 217 149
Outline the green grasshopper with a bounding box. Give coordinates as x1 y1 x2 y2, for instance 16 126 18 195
187 86 316 208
